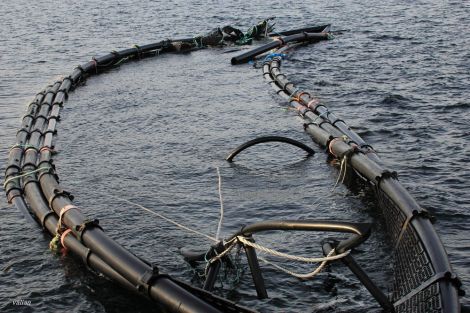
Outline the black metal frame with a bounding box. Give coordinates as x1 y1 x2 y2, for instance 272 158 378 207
184 219 372 300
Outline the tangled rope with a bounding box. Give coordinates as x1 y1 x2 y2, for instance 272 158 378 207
108 166 351 281
331 155 348 192
236 236 349 263
206 236 349 280
258 250 334 280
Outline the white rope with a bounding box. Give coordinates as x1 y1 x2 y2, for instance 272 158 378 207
205 235 349 281
110 195 350 263
213 238 238 263
258 248 336 280
331 155 348 192
237 236 350 263
110 167 226 243
110 172 351 282
204 238 238 275
215 167 224 241
109 195 218 243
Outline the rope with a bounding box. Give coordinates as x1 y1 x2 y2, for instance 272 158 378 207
207 235 349 280
106 168 350 281
9 143 36 151
307 98 320 110
193 37 204 48
215 167 224 241
133 44 142 58
109 195 218 243
3 167 49 188
236 236 349 263
60 228 73 248
205 238 238 275
114 57 129 66
91 58 98 74
328 136 346 157
207 238 238 265
264 53 286 61
289 87 300 98
258 249 335 280
56 205 76 233
331 155 348 192
108 167 225 243
312 109 331 125
49 234 61 251
50 205 76 251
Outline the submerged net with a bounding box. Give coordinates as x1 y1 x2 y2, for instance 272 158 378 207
377 185 449 312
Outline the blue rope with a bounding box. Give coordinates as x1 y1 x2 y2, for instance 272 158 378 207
263 53 286 62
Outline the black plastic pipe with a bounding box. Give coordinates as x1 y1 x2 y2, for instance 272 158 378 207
231 32 329 65
272 24 330 37
226 135 315 162
268 58 380 162
5 35 257 312
39 171 224 313
5 24 461 313
4 88 48 222
261 61 348 145
260 38 461 312
4 78 139 294
227 220 371 255
262 55 379 165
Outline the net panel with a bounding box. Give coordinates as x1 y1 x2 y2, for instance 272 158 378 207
376 188 443 312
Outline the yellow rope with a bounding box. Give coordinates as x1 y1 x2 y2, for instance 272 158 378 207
3 167 49 188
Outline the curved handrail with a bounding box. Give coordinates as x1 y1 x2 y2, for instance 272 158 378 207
227 219 371 253
225 135 315 162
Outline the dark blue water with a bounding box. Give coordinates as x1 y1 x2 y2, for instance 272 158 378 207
1 1 468 312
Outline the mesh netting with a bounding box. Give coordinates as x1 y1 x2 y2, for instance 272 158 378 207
395 283 442 313
376 187 443 312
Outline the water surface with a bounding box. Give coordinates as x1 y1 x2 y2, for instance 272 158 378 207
1 1 468 312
